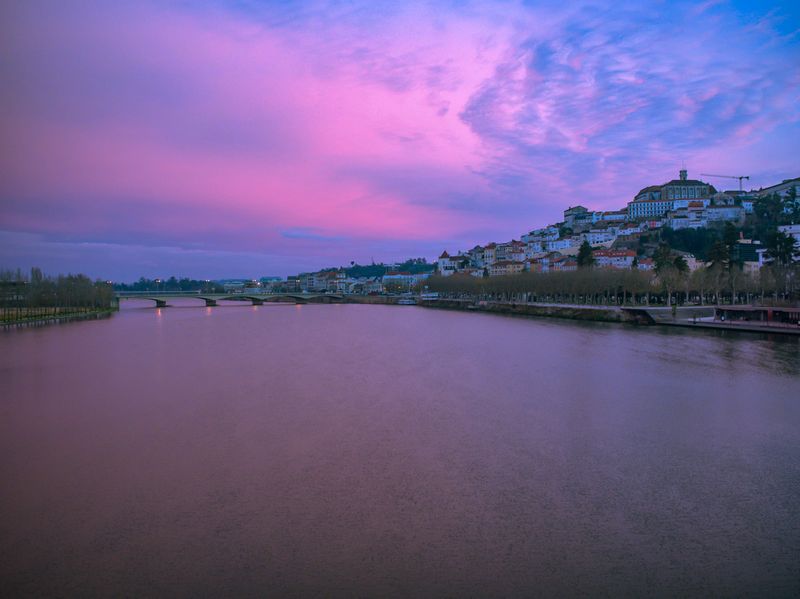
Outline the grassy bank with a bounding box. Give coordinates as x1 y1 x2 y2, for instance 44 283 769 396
1 306 118 329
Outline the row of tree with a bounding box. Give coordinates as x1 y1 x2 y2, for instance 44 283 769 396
424 261 799 306
1 268 116 323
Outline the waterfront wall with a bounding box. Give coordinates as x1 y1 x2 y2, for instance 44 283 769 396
2 308 117 330
418 298 652 324
345 295 399 305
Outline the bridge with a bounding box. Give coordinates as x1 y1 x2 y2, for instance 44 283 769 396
114 291 346 307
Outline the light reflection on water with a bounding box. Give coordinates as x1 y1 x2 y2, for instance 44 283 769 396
0 302 798 596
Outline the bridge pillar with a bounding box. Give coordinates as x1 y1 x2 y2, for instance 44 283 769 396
204 299 217 307
250 298 264 305
155 299 168 308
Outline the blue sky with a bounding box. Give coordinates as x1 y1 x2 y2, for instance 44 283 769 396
1 0 798 279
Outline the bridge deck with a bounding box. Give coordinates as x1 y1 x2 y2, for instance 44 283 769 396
115 292 346 306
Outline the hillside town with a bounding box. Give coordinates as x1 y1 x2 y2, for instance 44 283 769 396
434 170 799 281
138 170 796 297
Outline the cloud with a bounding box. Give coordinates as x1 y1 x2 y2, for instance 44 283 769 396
0 0 798 278
459 2 800 202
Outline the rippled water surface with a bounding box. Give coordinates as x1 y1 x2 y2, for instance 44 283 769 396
2 302 799 596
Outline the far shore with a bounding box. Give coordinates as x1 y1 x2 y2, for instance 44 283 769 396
6 293 799 337
412 297 800 336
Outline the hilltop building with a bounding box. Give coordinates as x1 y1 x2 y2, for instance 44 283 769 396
628 170 715 220
756 177 800 199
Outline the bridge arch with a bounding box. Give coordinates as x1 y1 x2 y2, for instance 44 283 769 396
262 295 304 304
217 295 265 305
116 296 170 307
115 291 348 307
118 295 219 307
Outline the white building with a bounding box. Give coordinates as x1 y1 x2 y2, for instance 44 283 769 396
627 198 675 220
599 210 628 222
382 271 431 288
593 249 636 269
582 230 616 245
522 227 559 243
673 197 711 210
525 241 547 257
546 238 579 252
704 205 744 223
667 215 706 230
563 206 588 227
483 244 497 265
628 170 714 220
437 251 460 276
489 260 525 277
756 177 799 199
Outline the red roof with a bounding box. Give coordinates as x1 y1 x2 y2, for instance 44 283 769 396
593 249 635 257
492 260 524 267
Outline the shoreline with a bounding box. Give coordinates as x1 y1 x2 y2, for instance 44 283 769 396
1 308 117 330
416 297 648 324
8 296 798 337
414 298 800 336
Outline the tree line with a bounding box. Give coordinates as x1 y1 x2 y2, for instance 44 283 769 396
1 267 116 324
424 261 799 307
114 276 225 293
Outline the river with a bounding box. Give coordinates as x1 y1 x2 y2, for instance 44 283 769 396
1 301 799 596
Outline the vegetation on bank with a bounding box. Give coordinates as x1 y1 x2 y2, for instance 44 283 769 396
424 260 799 307
1 268 116 325
319 258 435 279
114 276 225 293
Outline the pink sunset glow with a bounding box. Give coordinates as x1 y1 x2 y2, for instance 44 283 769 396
1 0 798 279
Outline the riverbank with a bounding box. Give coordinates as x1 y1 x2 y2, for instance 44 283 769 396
1 307 117 329
418 298 650 324
343 294 398 305
416 298 800 336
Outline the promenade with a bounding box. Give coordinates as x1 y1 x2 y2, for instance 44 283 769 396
419 298 800 336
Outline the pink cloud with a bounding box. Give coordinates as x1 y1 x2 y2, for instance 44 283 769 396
1 0 798 278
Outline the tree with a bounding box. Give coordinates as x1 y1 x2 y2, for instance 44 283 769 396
576 241 595 268
653 243 673 274
723 222 742 271
753 192 783 224
660 226 720 261
765 231 799 266
673 255 688 274
786 186 800 222
658 265 684 306
708 241 730 270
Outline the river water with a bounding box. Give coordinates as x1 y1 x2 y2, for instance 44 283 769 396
1 301 799 596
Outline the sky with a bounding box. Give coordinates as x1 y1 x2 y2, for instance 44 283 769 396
1 0 798 280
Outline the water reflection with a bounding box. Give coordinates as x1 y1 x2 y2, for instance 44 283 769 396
1 304 798 596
